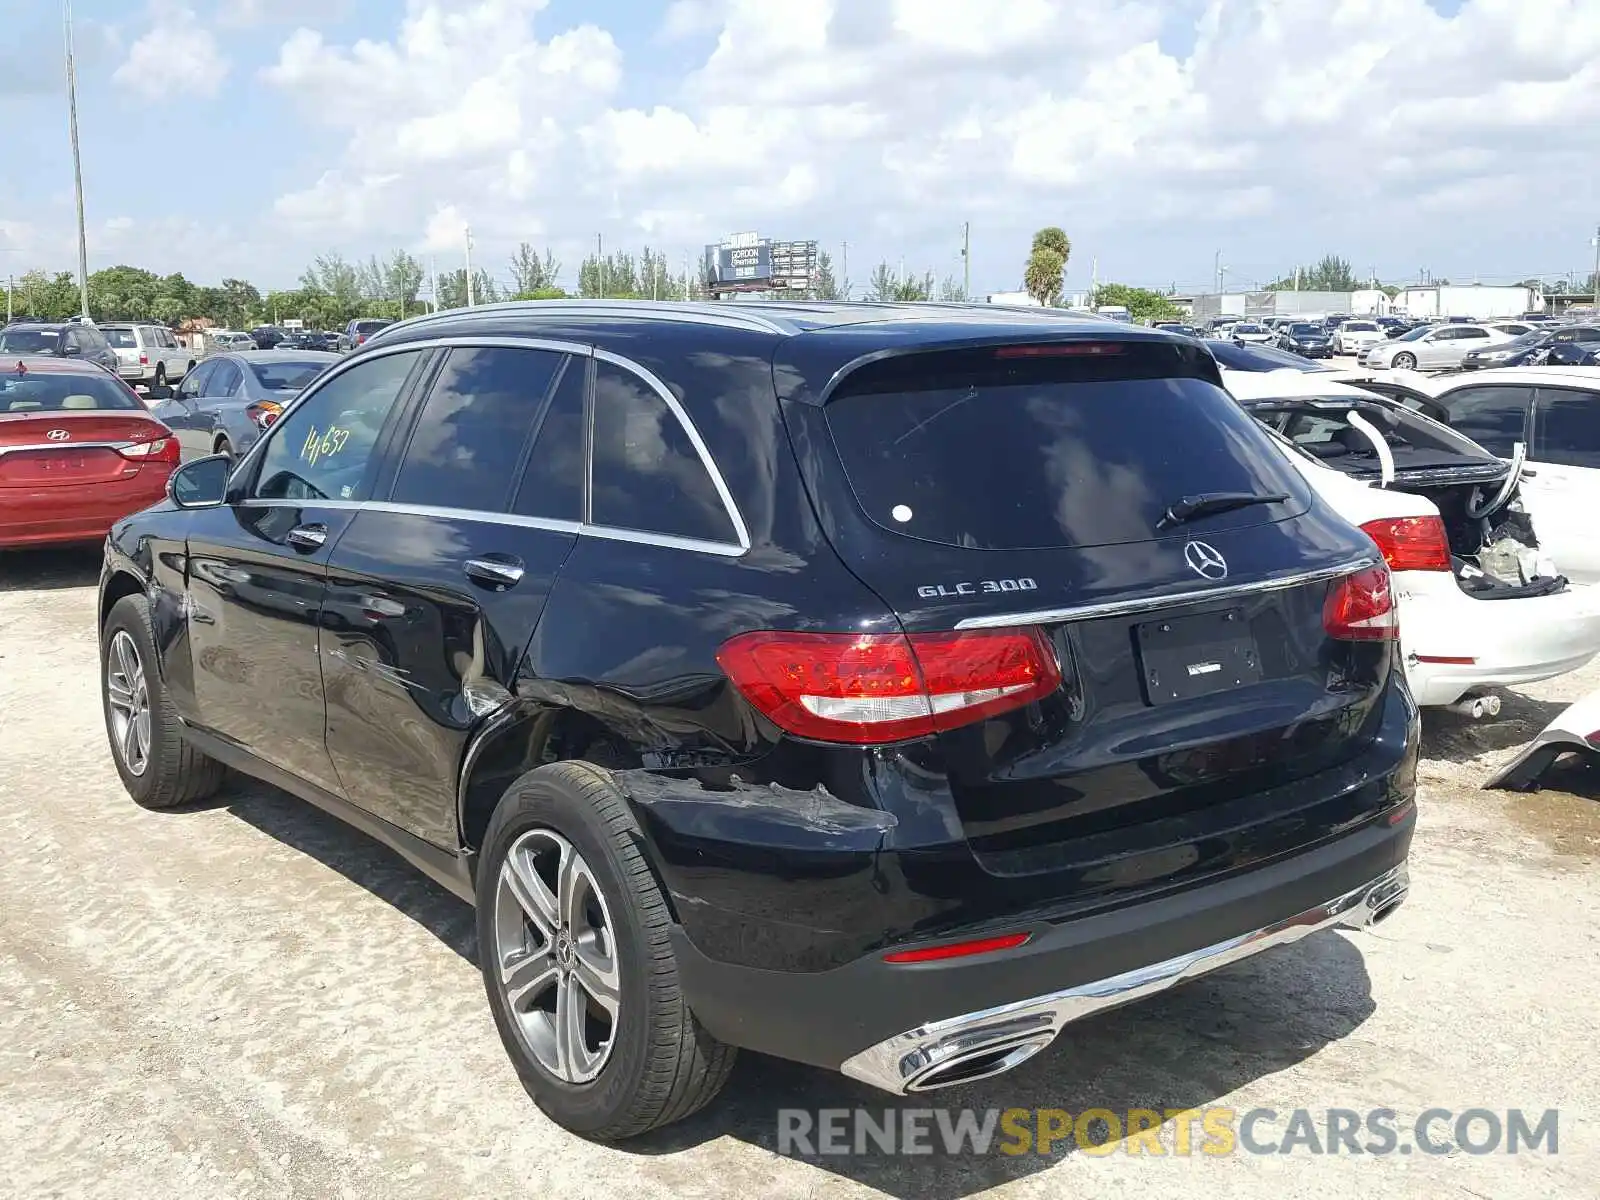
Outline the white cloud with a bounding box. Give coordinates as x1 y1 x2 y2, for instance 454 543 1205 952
113 3 229 100
222 0 1600 292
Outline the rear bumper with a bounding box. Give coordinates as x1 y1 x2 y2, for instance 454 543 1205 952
0 474 169 548
675 808 1414 1077
1399 575 1600 706
841 862 1409 1093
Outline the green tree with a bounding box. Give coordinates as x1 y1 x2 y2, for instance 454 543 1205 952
508 243 561 295
937 273 967 301
380 251 425 320
437 268 499 310
1023 249 1066 306
1090 282 1180 323
578 252 642 299
16 270 80 320
299 253 363 315
1268 254 1360 292
1031 226 1071 270
812 250 841 300
866 261 932 301
88 265 161 321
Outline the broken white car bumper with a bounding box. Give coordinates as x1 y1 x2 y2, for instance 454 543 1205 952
1394 574 1600 707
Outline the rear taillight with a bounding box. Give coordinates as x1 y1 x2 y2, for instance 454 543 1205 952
1323 565 1399 642
1360 516 1450 572
139 352 149 365
716 627 1062 744
117 436 179 465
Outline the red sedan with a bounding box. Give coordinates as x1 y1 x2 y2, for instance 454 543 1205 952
0 356 181 549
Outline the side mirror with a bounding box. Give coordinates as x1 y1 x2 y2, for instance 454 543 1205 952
149 384 176 401
167 454 230 509
62 344 82 357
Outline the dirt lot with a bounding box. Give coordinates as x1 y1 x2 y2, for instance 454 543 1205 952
2 546 1597 1199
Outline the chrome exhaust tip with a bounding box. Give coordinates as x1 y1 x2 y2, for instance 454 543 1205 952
905 1036 1055 1093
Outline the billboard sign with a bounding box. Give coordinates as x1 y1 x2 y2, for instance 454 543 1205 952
704 235 818 292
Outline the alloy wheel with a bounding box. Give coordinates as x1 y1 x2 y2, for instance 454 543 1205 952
106 630 152 777
494 828 621 1084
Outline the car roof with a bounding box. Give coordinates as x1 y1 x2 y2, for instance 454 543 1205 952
232 349 341 361
1221 370 1387 402
2 353 121 376
1416 366 1600 395
363 299 1204 407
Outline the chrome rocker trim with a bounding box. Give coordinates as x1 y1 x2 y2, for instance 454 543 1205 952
839 863 1409 1095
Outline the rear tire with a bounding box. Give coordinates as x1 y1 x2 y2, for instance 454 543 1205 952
215 437 234 463
100 595 226 810
476 761 735 1140
1392 352 1417 370
153 364 167 390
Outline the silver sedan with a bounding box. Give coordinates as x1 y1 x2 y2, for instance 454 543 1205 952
1358 323 1513 370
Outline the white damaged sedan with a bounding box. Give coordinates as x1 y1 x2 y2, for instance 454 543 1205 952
1225 369 1600 710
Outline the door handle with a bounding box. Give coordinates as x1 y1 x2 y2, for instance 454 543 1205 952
464 556 525 588
286 523 328 551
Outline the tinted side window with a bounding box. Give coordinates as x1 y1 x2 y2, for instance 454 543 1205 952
590 358 736 544
1444 386 1532 457
1457 328 1489 340
513 357 585 521
209 361 243 395
1534 390 1600 469
390 346 563 513
177 361 213 399
254 351 420 502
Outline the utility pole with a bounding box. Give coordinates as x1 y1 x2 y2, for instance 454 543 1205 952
1213 249 1223 295
1293 264 1301 292
464 226 475 307
430 256 438 312
1591 224 1599 311
1090 256 1098 303
841 240 848 299
63 0 90 321
961 221 970 301
5 275 12 323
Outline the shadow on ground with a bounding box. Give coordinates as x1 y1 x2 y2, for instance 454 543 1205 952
195 776 1378 1198
1420 690 1572 764
0 546 102 593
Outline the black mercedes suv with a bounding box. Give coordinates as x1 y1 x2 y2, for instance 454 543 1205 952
98 301 1416 1140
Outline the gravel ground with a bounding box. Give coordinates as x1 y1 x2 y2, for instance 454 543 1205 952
1 545 1597 1200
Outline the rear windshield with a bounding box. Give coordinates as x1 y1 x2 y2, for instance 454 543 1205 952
103 328 138 348
825 345 1309 551
354 320 392 334
0 329 61 353
1343 322 1378 332
248 359 329 391
0 372 142 413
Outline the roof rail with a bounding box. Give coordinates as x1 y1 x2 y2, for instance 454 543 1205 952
365 299 796 345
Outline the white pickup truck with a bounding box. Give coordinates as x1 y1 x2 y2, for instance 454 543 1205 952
100 323 195 392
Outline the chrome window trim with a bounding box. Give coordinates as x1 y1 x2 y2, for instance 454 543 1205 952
230 336 589 480
590 347 752 554
235 333 752 558
953 556 1379 630
234 498 745 557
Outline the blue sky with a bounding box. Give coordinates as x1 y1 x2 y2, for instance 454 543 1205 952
2 0 1597 298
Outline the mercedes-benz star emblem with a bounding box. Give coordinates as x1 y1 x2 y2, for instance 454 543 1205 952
45 429 71 441
1184 540 1228 581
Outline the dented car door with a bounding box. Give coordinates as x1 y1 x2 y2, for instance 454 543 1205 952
320 344 584 847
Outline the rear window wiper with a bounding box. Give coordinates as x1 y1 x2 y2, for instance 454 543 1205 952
1157 491 1290 530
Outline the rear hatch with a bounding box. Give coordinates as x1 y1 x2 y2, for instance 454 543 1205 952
788 338 1394 886
102 327 141 370
0 370 173 489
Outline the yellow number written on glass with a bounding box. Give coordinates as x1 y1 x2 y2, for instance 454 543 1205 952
299 424 351 467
